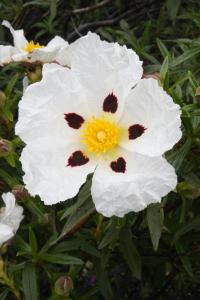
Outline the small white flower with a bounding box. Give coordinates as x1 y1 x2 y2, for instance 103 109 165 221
0 20 69 66
0 192 24 246
16 32 182 217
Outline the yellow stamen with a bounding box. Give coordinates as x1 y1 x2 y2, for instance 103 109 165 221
81 116 121 155
23 40 44 53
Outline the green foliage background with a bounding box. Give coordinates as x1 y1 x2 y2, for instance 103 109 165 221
0 0 200 299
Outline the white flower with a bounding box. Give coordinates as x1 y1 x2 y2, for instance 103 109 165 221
16 32 182 217
0 192 24 246
0 20 69 66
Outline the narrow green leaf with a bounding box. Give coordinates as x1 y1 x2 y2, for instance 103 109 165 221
58 198 95 242
29 227 38 253
171 47 200 67
166 0 181 22
160 56 169 80
119 221 141 280
61 177 92 220
0 289 9 300
174 215 200 240
98 217 121 249
167 139 192 172
95 258 113 300
40 253 83 265
147 203 164 251
22 263 38 300
156 38 169 58
175 242 193 277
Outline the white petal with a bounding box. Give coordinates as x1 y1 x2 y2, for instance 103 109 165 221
0 192 23 233
2 192 16 215
0 45 15 65
2 20 27 49
21 138 96 205
69 32 143 119
0 223 13 246
119 78 182 156
91 151 177 217
54 45 70 67
16 64 90 143
28 36 69 64
11 52 28 62
46 35 68 48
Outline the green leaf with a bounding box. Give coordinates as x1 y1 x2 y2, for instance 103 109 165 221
147 203 164 251
40 253 83 265
58 197 95 243
95 257 113 300
167 139 192 172
14 236 32 254
98 217 122 249
29 227 38 253
170 47 200 67
174 215 200 240
119 220 141 280
0 289 9 300
22 263 38 300
61 177 92 220
156 38 169 58
166 0 181 22
160 56 169 81
175 242 193 277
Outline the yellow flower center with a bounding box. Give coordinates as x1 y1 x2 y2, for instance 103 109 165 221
81 116 121 155
23 40 44 53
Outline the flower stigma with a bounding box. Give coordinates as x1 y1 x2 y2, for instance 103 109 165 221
23 41 44 53
81 116 121 155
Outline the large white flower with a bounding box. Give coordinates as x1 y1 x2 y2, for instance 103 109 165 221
0 192 24 246
0 20 69 66
16 32 182 217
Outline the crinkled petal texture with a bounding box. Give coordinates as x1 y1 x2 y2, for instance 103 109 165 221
16 64 91 144
92 151 177 217
0 192 23 245
69 32 143 119
29 36 69 64
20 138 96 204
0 223 14 246
119 78 182 156
1 192 24 232
16 33 181 217
0 45 17 65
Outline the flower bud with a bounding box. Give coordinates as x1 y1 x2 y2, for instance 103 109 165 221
12 185 28 201
0 139 12 157
27 65 42 83
54 275 73 296
0 91 6 108
39 213 50 225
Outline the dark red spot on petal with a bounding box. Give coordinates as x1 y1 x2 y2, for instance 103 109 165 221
110 157 126 173
103 92 118 113
67 151 89 167
64 113 84 129
129 124 146 140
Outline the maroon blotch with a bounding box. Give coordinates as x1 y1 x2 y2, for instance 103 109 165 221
110 157 126 173
128 124 146 140
103 92 118 113
64 113 84 129
67 151 89 167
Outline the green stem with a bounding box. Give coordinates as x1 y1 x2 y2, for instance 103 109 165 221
0 266 21 299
